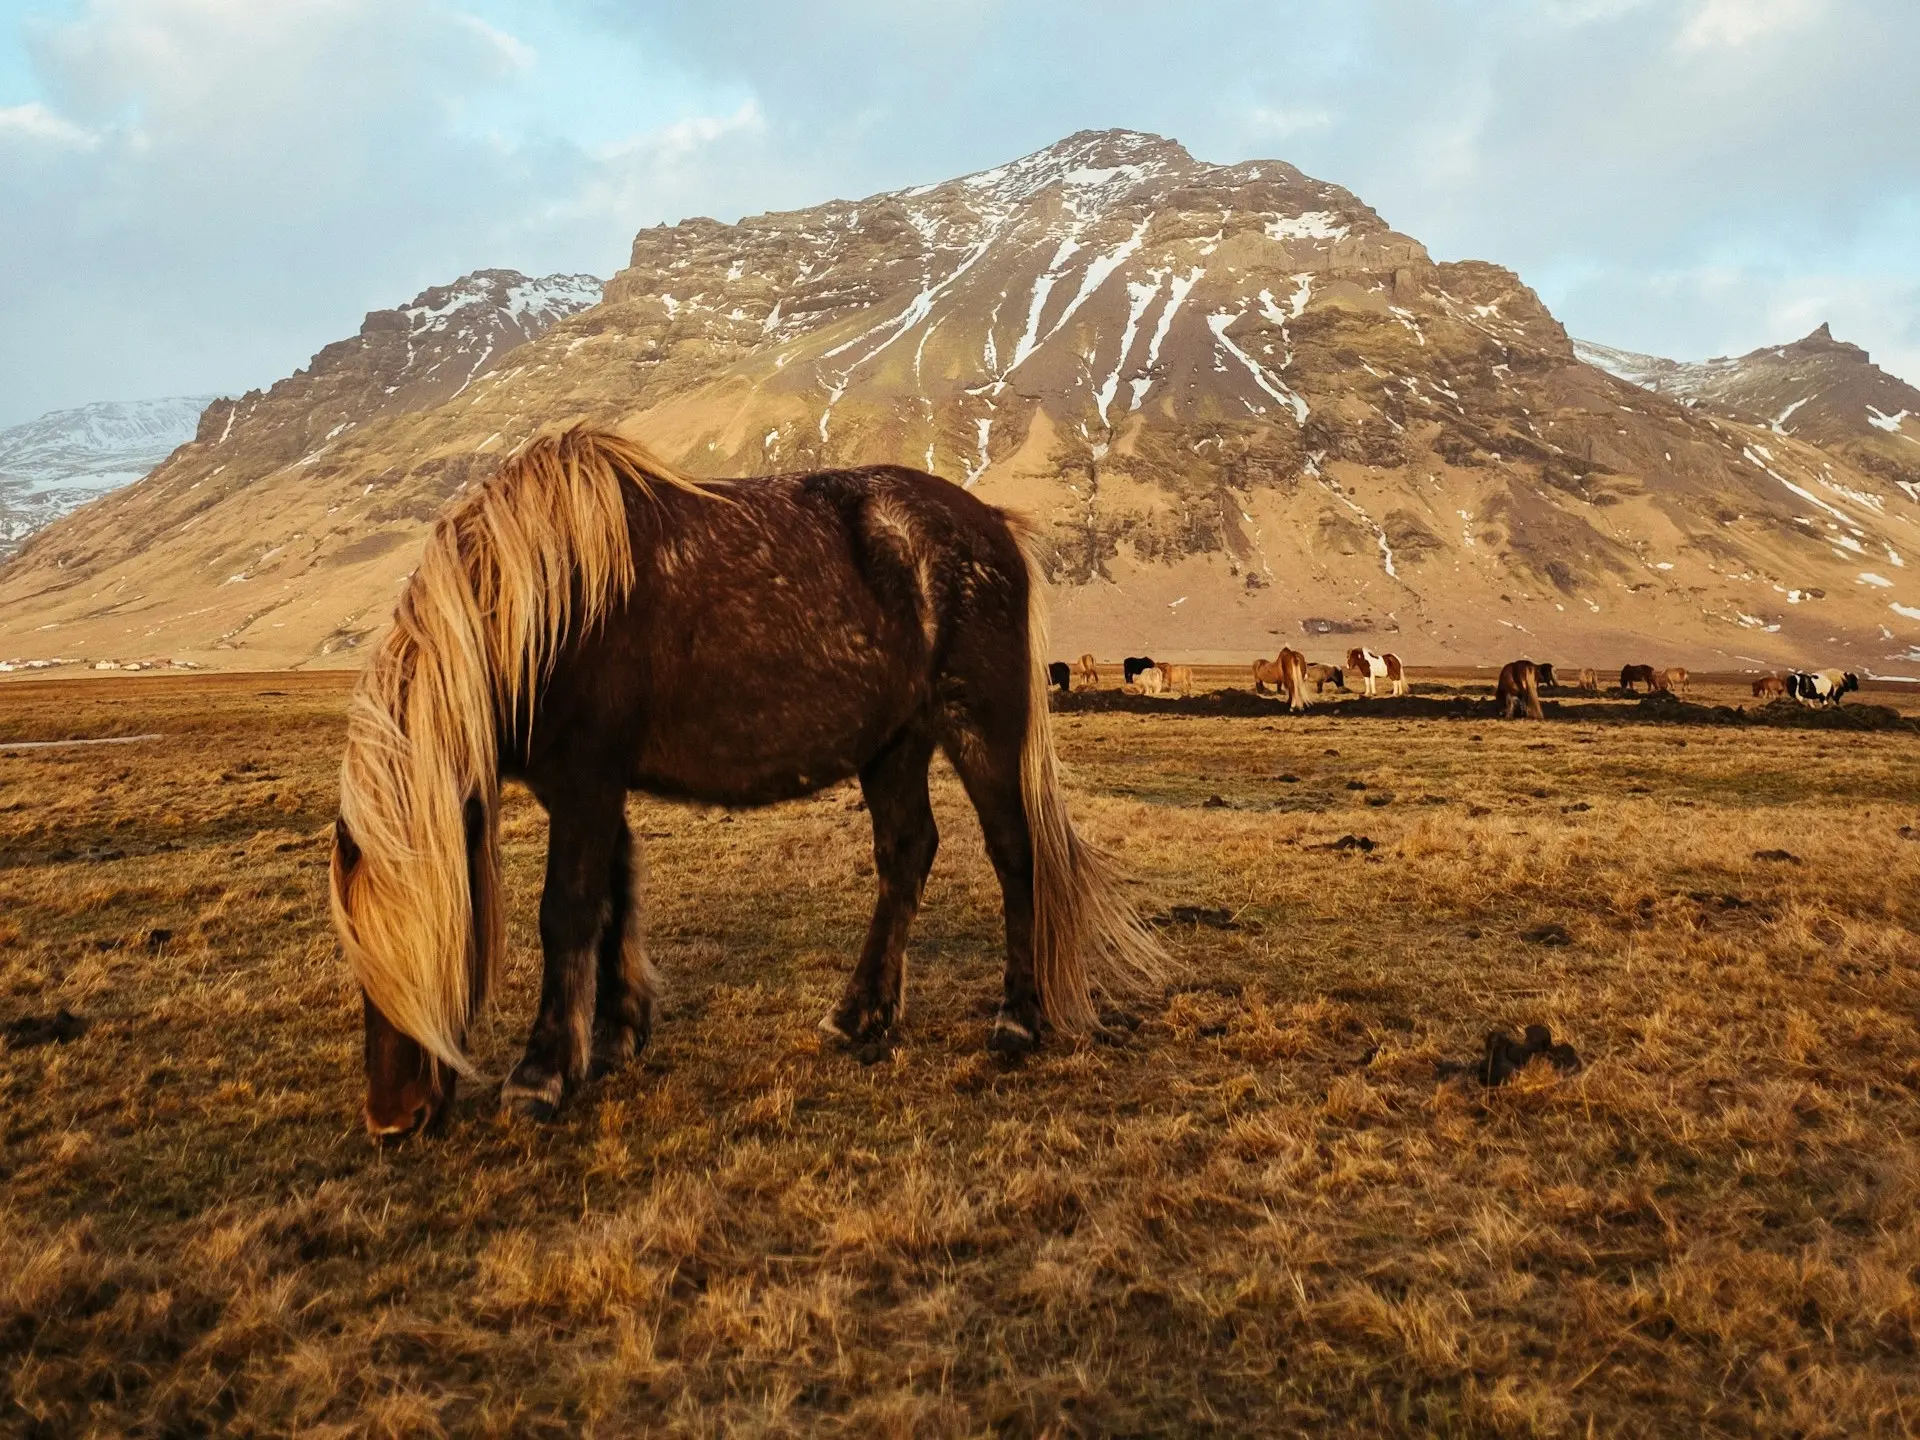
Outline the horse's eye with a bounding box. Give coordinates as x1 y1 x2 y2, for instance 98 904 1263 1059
335 817 363 872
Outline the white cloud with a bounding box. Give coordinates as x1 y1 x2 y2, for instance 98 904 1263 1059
0 0 786 424
0 101 99 149
1677 0 1825 51
1246 106 1333 141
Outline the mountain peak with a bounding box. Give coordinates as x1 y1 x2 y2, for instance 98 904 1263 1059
1783 321 1869 363
1025 128 1192 170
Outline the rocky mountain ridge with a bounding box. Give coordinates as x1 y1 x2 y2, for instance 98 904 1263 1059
5 131 1920 675
1575 327 1920 498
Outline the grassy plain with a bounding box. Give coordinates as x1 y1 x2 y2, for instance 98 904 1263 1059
4 669 1920 1437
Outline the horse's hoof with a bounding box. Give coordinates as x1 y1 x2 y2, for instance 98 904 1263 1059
818 1009 853 1040
589 1025 643 1080
986 1012 1040 1057
821 997 896 1048
500 1065 564 1122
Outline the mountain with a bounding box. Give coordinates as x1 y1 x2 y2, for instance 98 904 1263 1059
1575 327 1920 497
5 131 1920 675
0 397 214 558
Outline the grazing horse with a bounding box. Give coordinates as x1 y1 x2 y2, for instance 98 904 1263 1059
1535 662 1559 689
1788 669 1859 706
329 427 1168 1139
1496 660 1545 720
1047 661 1072 693
1306 662 1345 694
1077 653 1099 688
1661 666 1691 695
1122 656 1157 685
1251 652 1313 714
1345 648 1407 697
1620 664 1658 693
1752 675 1786 701
1576 667 1599 693
1134 666 1166 696
1155 661 1194 697
1252 649 1307 711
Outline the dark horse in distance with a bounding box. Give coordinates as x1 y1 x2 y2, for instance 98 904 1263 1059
330 428 1167 1139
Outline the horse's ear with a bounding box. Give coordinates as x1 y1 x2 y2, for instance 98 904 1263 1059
334 816 362 873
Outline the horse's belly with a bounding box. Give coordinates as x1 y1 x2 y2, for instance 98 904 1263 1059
635 672 915 804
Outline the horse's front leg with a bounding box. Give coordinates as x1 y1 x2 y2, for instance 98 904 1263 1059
502 793 624 1121
593 816 657 1076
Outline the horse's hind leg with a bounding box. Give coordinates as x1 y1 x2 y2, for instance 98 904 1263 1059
502 790 624 1121
822 727 938 1047
593 817 657 1076
940 720 1043 1056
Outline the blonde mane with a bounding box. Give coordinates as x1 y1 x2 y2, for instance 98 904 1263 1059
329 427 708 1074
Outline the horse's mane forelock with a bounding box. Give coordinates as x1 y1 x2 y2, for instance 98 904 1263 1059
330 426 708 1074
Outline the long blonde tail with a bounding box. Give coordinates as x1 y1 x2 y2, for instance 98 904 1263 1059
1017 549 1171 1031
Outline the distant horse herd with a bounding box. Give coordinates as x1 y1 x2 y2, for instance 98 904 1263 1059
1056 649 1866 716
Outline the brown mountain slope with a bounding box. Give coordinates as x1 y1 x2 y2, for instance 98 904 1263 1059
6 131 1920 675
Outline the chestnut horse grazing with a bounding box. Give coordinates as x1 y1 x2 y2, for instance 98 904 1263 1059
1251 648 1307 711
1078 653 1099 688
1661 666 1691 695
1346 648 1407 697
1576 667 1598 693
1753 675 1786 701
1497 659 1544 720
330 428 1168 1139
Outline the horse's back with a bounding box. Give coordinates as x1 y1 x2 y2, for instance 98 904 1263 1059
536 467 1030 803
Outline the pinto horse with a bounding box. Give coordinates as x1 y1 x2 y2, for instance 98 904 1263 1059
1345 648 1407 697
330 428 1168 1139
1496 659 1545 720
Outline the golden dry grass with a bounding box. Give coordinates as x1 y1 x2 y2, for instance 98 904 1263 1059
4 670 1920 1436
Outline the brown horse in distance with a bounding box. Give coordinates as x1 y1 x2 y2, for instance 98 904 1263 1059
1305 662 1345 694
1620 664 1658 693
1753 675 1787 701
1078 653 1099 688
1497 660 1545 720
330 427 1168 1139
1660 666 1691 695
1157 662 1195 697
1576 667 1599 693
1252 648 1308 711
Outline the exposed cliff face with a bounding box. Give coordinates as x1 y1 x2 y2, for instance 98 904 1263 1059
0 397 213 558
6 132 1920 675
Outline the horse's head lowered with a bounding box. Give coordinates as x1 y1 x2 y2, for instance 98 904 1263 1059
332 816 458 1140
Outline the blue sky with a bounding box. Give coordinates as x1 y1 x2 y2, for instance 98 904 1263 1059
1 0 1916 427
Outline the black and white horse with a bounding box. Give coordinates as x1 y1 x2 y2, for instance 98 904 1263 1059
1787 670 1860 706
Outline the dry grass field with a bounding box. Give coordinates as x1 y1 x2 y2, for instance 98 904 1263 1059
6 668 1920 1437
